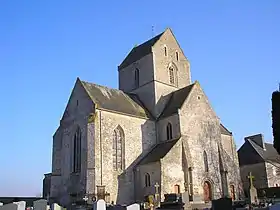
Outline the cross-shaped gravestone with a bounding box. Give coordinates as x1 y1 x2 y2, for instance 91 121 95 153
247 172 255 188
154 182 160 194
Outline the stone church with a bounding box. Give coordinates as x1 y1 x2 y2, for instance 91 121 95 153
49 28 241 207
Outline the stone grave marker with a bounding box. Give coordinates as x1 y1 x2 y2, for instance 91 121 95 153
0 203 2 206
93 199 105 210
51 203 62 210
33 199 48 210
127 203 140 210
0 203 18 210
247 172 258 205
13 201 26 210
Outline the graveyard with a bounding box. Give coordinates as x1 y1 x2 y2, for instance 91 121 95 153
3 172 280 210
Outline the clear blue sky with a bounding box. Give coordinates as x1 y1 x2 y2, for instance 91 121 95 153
0 0 279 197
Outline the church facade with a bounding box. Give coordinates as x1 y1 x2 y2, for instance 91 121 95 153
50 28 241 206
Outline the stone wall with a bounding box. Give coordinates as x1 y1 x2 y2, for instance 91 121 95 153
50 79 94 207
157 114 181 142
240 163 268 191
265 162 280 187
221 134 241 199
179 83 223 200
160 140 184 200
135 162 161 202
93 110 156 204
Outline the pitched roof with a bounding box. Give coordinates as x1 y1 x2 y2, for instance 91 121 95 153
248 140 280 163
118 32 164 69
80 80 150 118
159 83 195 118
137 138 179 165
238 139 280 166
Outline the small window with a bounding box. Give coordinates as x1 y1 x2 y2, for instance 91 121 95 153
176 52 179 61
166 123 173 140
76 100 79 106
145 173 151 187
203 151 209 172
135 68 140 88
169 67 175 84
164 46 167 56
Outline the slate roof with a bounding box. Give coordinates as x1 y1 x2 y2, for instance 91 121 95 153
80 80 150 118
238 139 280 166
248 140 280 163
160 83 195 118
119 32 164 69
137 138 179 165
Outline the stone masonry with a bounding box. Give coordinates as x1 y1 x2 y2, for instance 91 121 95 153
50 28 241 207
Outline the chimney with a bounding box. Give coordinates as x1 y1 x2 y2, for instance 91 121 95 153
245 134 266 149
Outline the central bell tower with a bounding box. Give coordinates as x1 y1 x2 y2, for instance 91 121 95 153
118 28 191 118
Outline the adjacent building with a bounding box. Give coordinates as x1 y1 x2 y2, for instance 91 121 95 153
238 134 280 194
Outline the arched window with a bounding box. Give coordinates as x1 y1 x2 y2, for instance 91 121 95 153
164 46 167 56
169 66 175 85
73 126 82 173
176 51 179 61
166 123 173 140
113 126 125 171
203 151 209 172
145 173 151 187
135 68 139 88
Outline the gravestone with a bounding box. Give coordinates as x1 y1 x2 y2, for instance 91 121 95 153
33 199 48 210
0 203 18 210
212 197 232 210
247 172 258 205
181 192 191 210
0 203 2 206
51 203 62 210
93 199 105 210
13 201 26 210
127 204 140 210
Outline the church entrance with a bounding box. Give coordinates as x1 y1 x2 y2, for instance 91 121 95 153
203 181 212 202
230 185 235 200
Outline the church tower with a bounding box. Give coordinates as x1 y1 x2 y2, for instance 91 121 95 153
118 28 191 117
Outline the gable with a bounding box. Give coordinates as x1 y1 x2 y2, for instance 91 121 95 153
152 28 188 62
238 140 264 166
61 78 94 121
80 80 151 119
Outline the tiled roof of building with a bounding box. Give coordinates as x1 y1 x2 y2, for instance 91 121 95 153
80 80 151 119
118 32 164 69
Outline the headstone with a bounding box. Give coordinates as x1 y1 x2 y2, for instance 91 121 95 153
51 203 62 210
93 199 105 210
33 199 48 210
181 192 191 210
13 201 26 210
212 197 232 210
0 203 2 206
0 203 18 210
247 172 258 204
127 203 140 210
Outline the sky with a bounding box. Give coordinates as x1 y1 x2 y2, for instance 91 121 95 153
0 0 279 197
